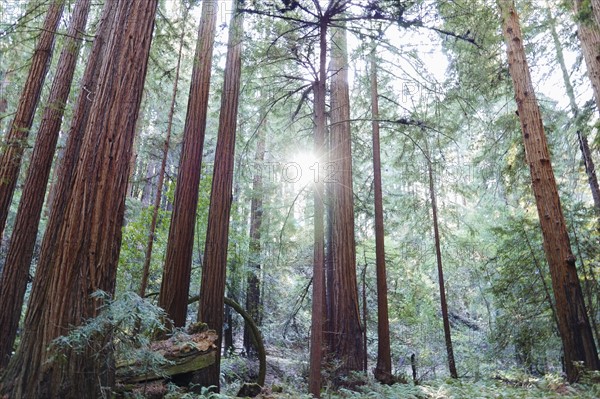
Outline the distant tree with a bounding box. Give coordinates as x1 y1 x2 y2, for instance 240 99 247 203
370 55 393 384
244 109 267 357
499 0 599 382
426 143 458 379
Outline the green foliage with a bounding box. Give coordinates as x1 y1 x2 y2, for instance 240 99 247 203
49 291 171 376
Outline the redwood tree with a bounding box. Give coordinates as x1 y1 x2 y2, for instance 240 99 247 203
159 0 218 327
328 23 366 375
499 0 599 382
195 2 244 390
0 0 92 368
0 0 64 239
0 1 158 396
370 56 393 384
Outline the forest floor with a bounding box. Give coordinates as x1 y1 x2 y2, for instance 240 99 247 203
210 345 600 399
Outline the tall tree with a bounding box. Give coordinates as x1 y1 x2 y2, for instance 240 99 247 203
195 1 244 390
159 0 218 327
0 0 64 239
244 110 267 357
328 23 366 375
139 4 189 298
426 146 458 379
499 0 599 382
0 1 158 396
0 0 92 369
370 56 393 384
309 11 328 398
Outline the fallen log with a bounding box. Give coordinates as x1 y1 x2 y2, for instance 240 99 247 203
116 329 218 384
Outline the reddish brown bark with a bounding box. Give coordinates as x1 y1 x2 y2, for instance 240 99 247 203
370 57 393 384
159 0 218 327
195 3 244 391
0 1 157 397
0 0 64 239
500 0 599 382
328 24 365 376
309 17 327 399
0 0 92 369
139 8 188 299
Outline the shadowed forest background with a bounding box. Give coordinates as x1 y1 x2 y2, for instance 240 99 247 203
1 0 600 398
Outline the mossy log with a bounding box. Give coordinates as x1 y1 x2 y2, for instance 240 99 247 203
116 330 218 384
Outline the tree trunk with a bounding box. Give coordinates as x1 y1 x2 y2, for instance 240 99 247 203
328 24 366 376
427 152 458 379
0 0 64 240
499 0 600 382
308 18 327 399
0 2 116 381
194 2 244 391
0 0 92 369
0 1 157 397
574 0 600 115
0 0 115 393
139 6 188 299
159 0 218 328
370 57 393 384
244 110 267 357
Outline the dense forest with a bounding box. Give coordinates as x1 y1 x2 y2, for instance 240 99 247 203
2 0 600 398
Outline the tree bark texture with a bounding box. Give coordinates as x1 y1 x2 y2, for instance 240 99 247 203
0 0 116 394
500 0 600 382
0 0 64 240
0 0 92 369
328 24 365 375
195 2 244 391
370 57 393 384
0 1 157 397
159 0 218 328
